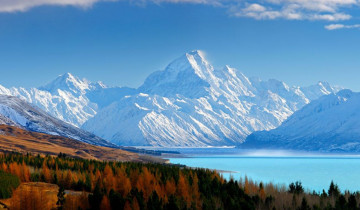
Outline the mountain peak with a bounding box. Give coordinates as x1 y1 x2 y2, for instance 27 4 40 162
138 50 213 98
186 50 206 59
166 50 214 80
55 72 78 82
40 73 91 95
62 72 74 78
185 50 209 65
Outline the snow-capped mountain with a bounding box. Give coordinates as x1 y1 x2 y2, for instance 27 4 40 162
0 73 99 127
0 72 132 127
0 50 342 147
244 89 360 152
82 50 341 147
0 95 114 147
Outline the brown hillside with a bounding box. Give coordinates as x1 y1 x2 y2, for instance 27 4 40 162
0 125 159 162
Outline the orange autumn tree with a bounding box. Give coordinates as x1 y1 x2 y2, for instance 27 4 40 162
115 167 131 197
177 172 191 207
20 161 30 182
136 167 160 201
42 161 52 183
165 178 176 197
103 164 115 194
100 195 111 210
64 170 73 189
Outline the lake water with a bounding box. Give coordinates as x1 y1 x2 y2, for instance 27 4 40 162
164 148 360 193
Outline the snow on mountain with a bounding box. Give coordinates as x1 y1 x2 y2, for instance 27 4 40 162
139 50 212 98
40 72 96 95
0 73 125 127
0 50 343 147
0 95 115 147
300 81 343 101
82 50 341 147
244 89 360 152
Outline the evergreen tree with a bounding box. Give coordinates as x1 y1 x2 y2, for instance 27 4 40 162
328 181 340 197
89 181 103 210
348 194 357 210
147 191 162 210
298 197 310 210
289 181 304 194
335 195 347 210
85 173 92 191
56 186 66 210
164 195 179 210
109 189 125 210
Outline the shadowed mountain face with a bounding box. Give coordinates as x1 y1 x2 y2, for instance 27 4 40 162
0 95 114 147
244 89 360 152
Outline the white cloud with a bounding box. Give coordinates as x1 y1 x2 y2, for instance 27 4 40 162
310 13 351 21
231 1 357 21
243 3 266 12
0 0 224 13
266 0 358 13
0 0 359 25
325 23 360 30
0 0 112 12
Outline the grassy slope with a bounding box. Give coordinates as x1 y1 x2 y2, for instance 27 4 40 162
0 125 162 162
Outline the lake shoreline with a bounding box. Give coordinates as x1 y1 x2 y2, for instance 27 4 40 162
165 148 360 193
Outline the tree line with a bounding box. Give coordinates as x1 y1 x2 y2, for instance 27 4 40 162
0 152 359 210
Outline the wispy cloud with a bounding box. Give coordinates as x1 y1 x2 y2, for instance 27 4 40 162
230 1 357 21
0 0 222 13
0 0 359 25
325 23 360 30
0 0 108 13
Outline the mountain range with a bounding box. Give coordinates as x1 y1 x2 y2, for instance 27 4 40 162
244 89 360 152
82 51 341 146
0 50 343 147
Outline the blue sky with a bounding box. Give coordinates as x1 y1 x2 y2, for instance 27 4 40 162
0 0 360 90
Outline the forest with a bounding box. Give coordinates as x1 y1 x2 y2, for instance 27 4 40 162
0 152 359 210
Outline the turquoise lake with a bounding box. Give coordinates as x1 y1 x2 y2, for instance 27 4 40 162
165 148 360 193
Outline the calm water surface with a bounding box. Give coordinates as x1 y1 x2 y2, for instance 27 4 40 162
165 148 360 192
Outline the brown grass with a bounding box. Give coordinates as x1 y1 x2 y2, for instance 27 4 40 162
0 125 153 162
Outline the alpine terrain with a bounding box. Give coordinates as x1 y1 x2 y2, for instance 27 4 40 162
82 50 341 147
244 89 360 152
0 95 114 147
0 50 342 147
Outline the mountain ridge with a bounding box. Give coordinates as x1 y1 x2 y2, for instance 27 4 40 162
83 50 342 147
0 50 344 147
0 95 114 147
244 89 360 152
